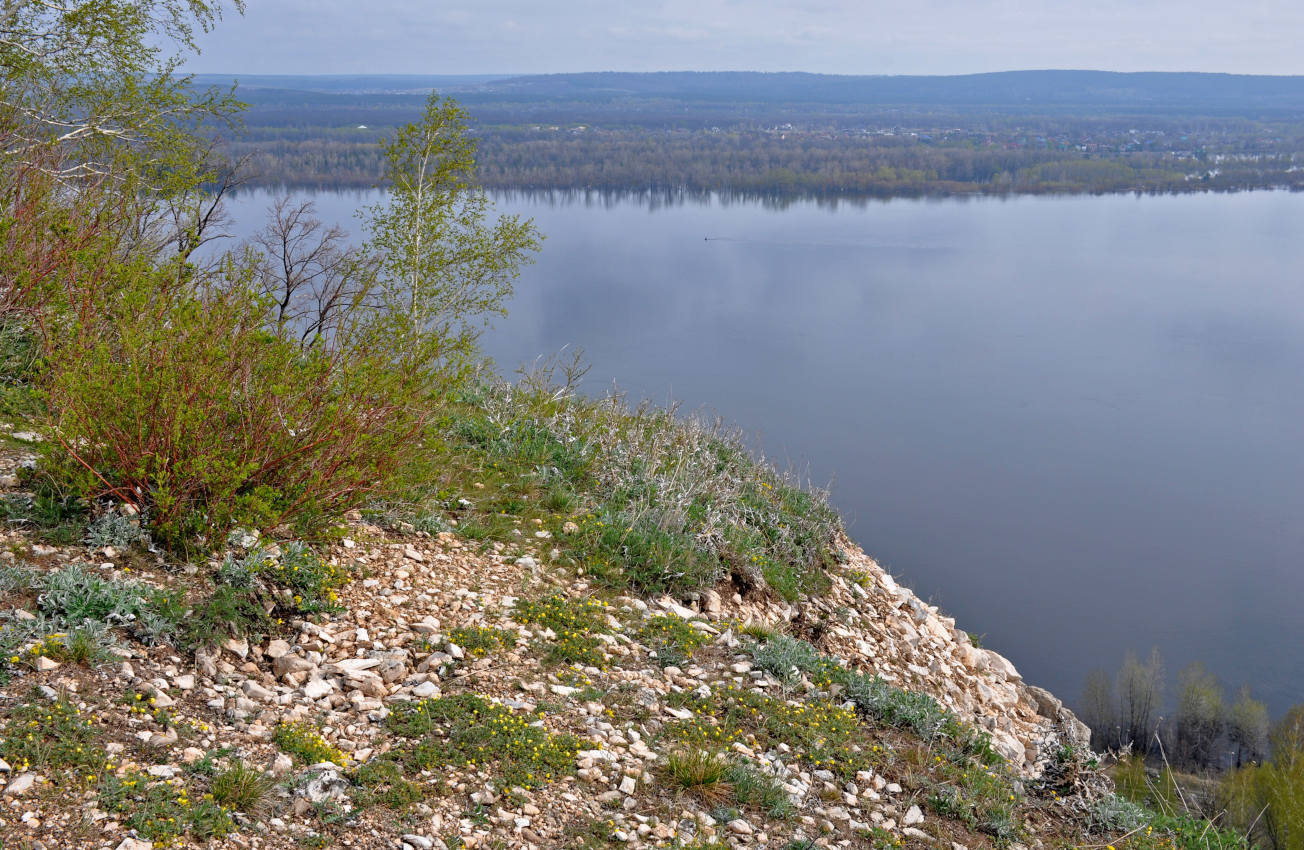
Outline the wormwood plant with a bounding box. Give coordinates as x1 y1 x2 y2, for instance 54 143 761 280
412 360 844 599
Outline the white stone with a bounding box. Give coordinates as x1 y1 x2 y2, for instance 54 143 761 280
302 679 334 699
5 773 35 796
241 680 276 701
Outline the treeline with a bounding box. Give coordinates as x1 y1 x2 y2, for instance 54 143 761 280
1079 651 1304 848
1078 650 1276 770
222 126 1304 197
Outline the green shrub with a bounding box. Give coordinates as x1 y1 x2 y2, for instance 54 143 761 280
513 593 611 667
83 510 147 549
448 625 517 658
352 756 425 809
748 634 842 686
636 613 711 668
262 542 348 614
37 267 439 553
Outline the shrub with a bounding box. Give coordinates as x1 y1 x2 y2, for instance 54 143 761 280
748 634 842 686
513 593 611 667
38 269 439 552
99 769 234 843
83 510 147 549
448 625 517 658
352 756 425 809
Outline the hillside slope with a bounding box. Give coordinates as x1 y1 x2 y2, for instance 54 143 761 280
0 438 1229 850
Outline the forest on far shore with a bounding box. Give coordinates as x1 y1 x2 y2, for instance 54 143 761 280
199 70 1304 198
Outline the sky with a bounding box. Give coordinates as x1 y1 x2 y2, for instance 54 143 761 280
187 0 1304 77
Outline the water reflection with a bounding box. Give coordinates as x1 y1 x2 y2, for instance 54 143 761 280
217 187 1304 717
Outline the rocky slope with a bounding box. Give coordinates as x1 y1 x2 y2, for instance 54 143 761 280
0 494 1112 850
0 432 1142 850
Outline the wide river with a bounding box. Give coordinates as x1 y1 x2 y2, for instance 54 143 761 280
221 187 1304 719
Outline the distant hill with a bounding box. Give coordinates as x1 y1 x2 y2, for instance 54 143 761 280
195 70 1304 114
475 70 1304 111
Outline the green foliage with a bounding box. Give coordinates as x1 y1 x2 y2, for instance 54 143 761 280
260 542 348 614
0 692 107 777
725 761 792 818
0 318 43 420
19 623 113 665
273 721 348 767
1220 753 1304 849
662 749 731 799
38 267 436 552
183 584 270 648
0 562 187 656
351 756 425 809
210 762 275 813
99 769 235 843
747 634 843 686
1089 793 1151 833
513 593 611 667
448 624 517 658
664 685 868 778
423 367 844 599
636 614 711 668
363 92 541 388
0 485 89 545
384 694 580 789
83 510 147 549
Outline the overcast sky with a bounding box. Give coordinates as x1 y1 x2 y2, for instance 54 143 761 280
188 1 1304 77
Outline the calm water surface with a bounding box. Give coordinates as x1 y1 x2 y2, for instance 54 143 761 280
221 188 1304 717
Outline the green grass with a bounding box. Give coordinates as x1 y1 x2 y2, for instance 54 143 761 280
210 762 276 814
0 692 108 778
726 761 792 818
351 756 426 809
98 769 234 843
662 749 731 800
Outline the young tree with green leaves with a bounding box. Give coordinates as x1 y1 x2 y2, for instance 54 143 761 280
1173 661 1225 769
363 92 541 388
